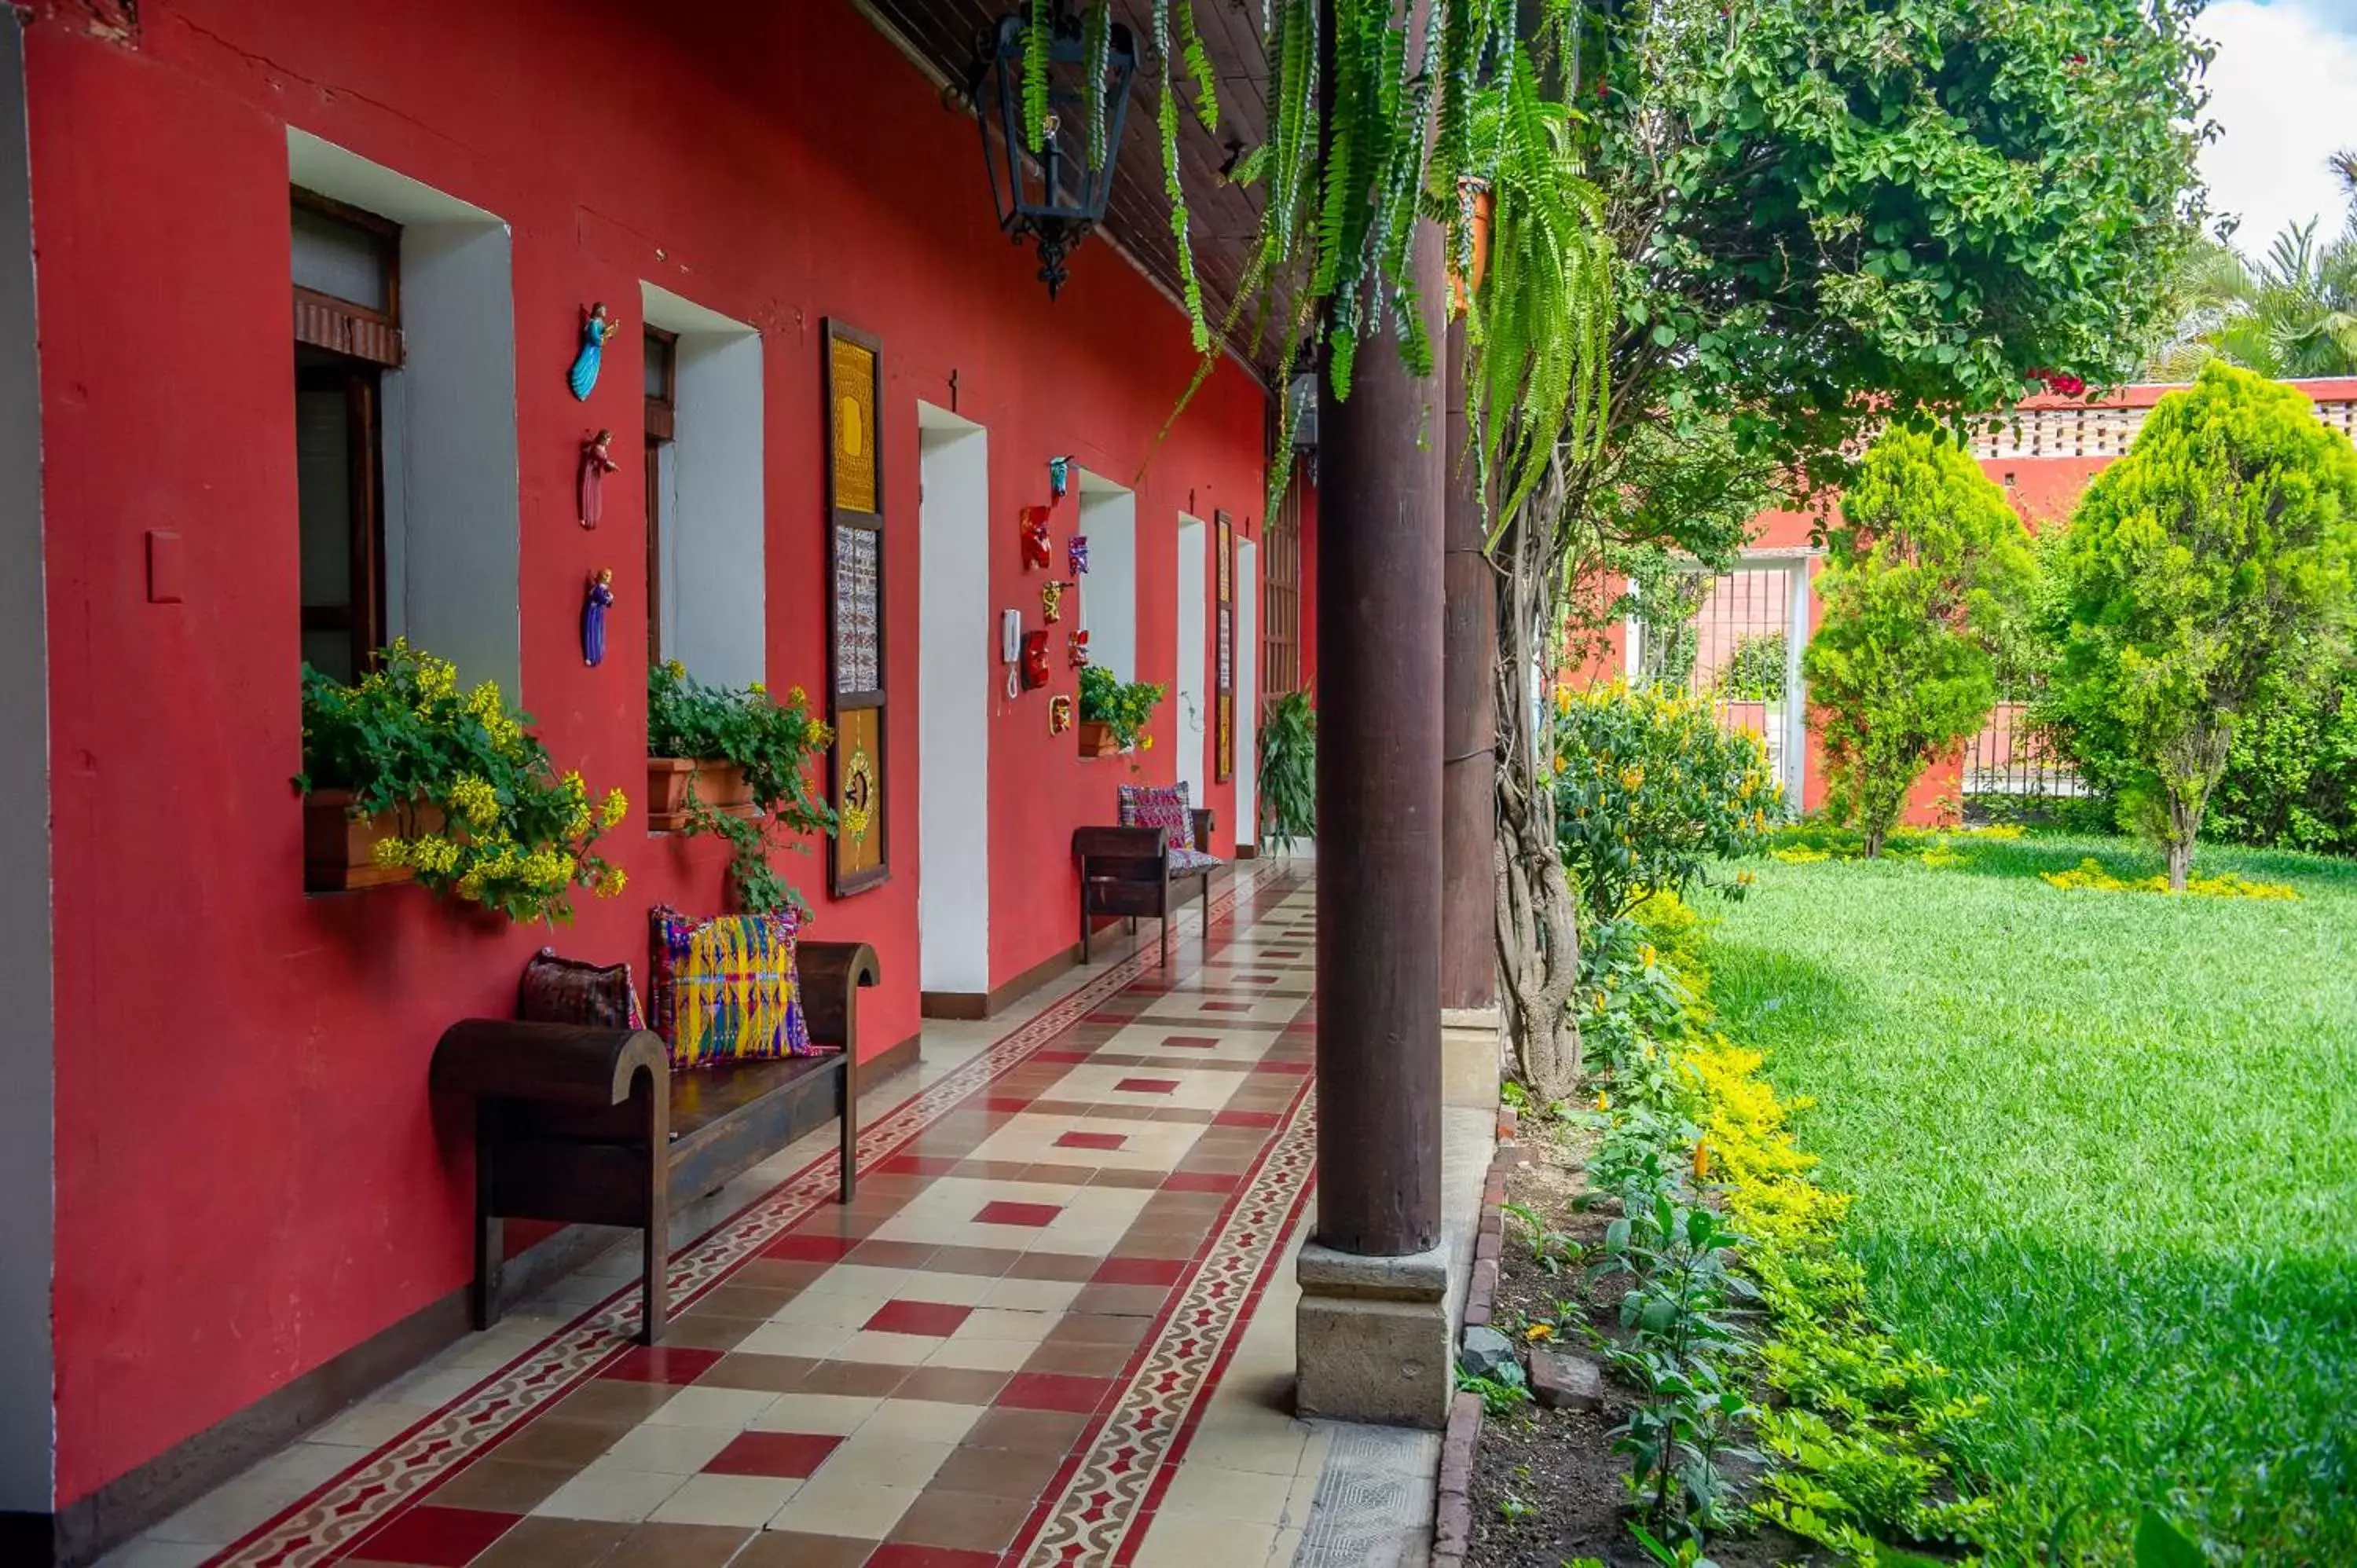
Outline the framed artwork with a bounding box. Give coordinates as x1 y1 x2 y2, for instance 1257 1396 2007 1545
1215 511 1235 783
825 320 889 896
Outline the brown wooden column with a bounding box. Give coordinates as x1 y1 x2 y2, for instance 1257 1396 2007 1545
1314 0 1445 1257
1440 316 1497 1012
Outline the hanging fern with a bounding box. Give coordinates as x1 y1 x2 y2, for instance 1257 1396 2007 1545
1024 0 1053 152
1083 2 1113 170
1175 0 1220 134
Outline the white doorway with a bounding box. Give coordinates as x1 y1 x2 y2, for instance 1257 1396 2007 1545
1077 472 1137 680
1175 515 1208 809
1236 537 1259 849
918 405 990 997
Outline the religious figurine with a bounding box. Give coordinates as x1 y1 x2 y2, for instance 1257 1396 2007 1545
581 568 614 666
1021 628 1050 691
1020 506 1053 570
1040 579 1069 625
1068 534 1089 575
568 302 614 401
577 429 618 529
1049 694 1074 735
1068 628 1091 669
1048 455 1072 500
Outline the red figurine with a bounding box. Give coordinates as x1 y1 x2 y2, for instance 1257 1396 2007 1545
1021 628 1050 691
1020 506 1053 570
1068 628 1091 669
578 429 618 529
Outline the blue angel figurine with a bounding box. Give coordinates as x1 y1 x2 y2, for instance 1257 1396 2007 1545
568 302 614 401
581 568 614 666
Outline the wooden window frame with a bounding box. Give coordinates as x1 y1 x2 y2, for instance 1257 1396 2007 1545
291 187 402 368
1260 459 1305 705
295 358 387 682
644 325 678 667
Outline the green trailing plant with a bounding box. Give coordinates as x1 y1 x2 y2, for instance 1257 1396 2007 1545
2038 362 2357 888
647 661 836 916
298 639 629 922
1255 688 1316 852
1077 665 1169 752
1804 428 2036 859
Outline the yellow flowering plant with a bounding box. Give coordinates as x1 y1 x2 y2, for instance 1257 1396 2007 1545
297 639 628 921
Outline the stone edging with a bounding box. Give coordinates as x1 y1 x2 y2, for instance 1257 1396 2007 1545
1433 1135 1523 1568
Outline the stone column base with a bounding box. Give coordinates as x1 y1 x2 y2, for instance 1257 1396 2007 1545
1295 1240 1451 1429
1441 1018 1501 1112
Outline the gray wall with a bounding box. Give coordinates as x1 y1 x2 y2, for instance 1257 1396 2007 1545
0 8 57 1517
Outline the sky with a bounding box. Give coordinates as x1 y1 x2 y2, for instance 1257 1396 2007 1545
2197 0 2357 251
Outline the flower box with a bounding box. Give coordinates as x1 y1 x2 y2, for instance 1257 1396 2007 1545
647 757 759 832
303 790 443 892
1076 720 1125 759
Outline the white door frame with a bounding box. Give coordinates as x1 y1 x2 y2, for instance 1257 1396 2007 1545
1175 515 1208 809
1235 538 1259 848
916 405 991 995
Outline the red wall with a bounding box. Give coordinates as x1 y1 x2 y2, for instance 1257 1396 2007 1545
23 0 1267 1504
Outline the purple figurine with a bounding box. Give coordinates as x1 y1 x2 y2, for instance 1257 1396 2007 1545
1068 533 1090 576
581 568 614 666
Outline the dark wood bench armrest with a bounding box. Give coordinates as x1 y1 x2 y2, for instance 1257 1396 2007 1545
799 940 881 1054
431 1020 665 1107
1190 808 1215 851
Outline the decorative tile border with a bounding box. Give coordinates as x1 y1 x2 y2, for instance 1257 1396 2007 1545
213 866 1281 1568
1431 1138 1523 1568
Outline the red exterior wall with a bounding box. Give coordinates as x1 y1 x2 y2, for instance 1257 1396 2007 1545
22 0 1268 1504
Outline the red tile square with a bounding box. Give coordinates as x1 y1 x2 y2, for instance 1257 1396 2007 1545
1236 973 1280 984
1198 1001 1255 1013
878 1153 962 1178
706 1430 845 1478
864 1299 974 1337
351 1504 519 1566
868 1547 1002 1568
1055 1131 1127 1152
998 1372 1113 1413
1113 1078 1180 1094
984 1094 1034 1113
1213 1109 1282 1129
1160 1035 1220 1050
764 1233 862 1263
975 1200 1063 1228
1250 1060 1314 1076
1092 1257 1187 1287
1162 1171 1239 1193
601 1345 724 1384
1035 1050 1091 1064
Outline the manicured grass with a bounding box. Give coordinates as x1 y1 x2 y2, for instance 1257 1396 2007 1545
1702 833 2357 1566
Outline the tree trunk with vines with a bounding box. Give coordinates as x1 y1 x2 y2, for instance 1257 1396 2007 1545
1490 477 1582 1103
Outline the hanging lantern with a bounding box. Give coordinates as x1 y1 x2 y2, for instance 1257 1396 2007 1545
966 2 1138 299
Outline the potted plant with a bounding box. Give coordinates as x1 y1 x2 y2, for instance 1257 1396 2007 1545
648 661 836 914
648 661 764 827
1076 665 1169 757
1256 688 1317 852
297 639 629 918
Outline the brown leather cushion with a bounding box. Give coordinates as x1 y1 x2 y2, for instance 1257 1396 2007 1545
517 947 645 1031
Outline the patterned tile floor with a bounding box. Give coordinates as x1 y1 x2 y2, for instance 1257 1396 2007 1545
109 864 1413 1568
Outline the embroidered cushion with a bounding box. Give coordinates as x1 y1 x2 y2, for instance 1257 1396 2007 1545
1117 781 1196 852
1168 845 1222 874
518 947 645 1031
647 906 816 1071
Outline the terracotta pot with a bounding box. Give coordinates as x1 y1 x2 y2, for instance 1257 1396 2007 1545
1076 720 1124 759
647 757 758 830
303 790 442 892
1448 179 1493 314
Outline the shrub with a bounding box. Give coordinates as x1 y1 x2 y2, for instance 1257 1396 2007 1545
1714 631 1788 702
1256 688 1316 851
299 639 628 921
1554 681 1780 930
1803 428 2036 858
1077 665 1169 752
2041 361 2357 887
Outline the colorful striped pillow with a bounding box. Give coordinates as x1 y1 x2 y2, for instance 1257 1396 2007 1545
647 906 816 1071
1117 781 1196 851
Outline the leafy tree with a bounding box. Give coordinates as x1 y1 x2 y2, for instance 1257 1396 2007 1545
2150 223 2357 379
1805 429 2036 857
1471 0 2205 1097
2043 361 2357 888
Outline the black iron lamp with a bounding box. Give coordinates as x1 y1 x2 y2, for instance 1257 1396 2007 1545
967 2 1138 299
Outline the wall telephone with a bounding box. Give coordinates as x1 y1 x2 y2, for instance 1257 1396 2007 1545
1001 609 1024 698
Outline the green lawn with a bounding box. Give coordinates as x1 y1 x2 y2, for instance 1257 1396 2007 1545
1701 833 2357 1566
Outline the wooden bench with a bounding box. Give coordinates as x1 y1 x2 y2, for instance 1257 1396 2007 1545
1074 808 1219 966
430 941 880 1344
